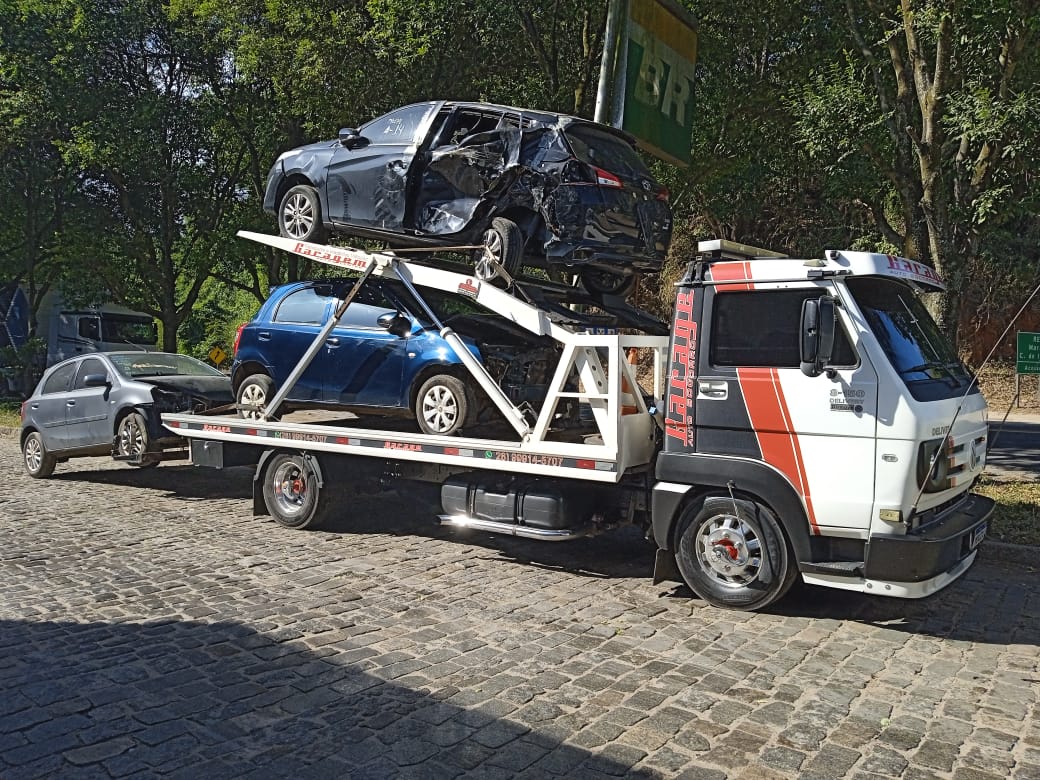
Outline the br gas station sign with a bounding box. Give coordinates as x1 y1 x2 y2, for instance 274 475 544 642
623 0 698 166
594 0 698 168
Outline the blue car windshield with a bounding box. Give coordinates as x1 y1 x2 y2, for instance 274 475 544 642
381 281 483 326
109 353 224 379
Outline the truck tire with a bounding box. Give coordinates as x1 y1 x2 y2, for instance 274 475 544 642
238 373 281 421
262 452 334 530
116 412 159 468
22 431 56 478
278 184 328 243
416 374 473 436
473 217 522 283
675 496 797 611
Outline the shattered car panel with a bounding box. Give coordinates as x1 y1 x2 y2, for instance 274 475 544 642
264 101 673 275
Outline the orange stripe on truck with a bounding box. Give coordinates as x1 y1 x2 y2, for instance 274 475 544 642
737 367 820 534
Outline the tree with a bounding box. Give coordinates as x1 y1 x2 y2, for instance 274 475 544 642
796 0 1040 345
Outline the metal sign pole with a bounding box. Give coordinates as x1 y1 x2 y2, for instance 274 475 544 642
594 0 624 123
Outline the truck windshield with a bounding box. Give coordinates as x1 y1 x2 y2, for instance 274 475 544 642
101 315 158 346
845 277 975 401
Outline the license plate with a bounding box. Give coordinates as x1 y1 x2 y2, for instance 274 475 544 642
968 522 987 550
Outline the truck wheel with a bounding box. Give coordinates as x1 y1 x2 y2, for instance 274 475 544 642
675 496 797 611
278 184 328 243
116 412 159 468
238 373 281 421
416 374 472 436
262 452 332 529
473 217 522 283
22 431 56 478
580 269 636 297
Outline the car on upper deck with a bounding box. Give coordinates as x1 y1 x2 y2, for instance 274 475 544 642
263 101 672 297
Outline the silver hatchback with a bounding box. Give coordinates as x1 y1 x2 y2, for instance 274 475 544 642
20 352 232 477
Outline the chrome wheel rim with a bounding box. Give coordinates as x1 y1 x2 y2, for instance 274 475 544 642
119 417 144 457
24 436 42 472
422 385 459 433
282 193 315 239
695 512 762 587
474 229 502 281
240 383 267 420
271 460 307 518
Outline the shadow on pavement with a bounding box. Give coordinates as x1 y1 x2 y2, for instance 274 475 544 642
52 462 254 502
47 463 1040 648
0 618 653 779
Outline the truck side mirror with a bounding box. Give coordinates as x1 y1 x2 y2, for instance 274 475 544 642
338 128 367 150
800 296 836 377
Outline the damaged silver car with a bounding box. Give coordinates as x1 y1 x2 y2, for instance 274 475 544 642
263 101 672 296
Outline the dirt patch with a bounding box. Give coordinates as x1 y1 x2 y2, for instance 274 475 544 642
974 361 1040 415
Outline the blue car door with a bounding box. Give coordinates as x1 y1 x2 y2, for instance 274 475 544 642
262 287 330 402
325 103 438 231
323 287 412 408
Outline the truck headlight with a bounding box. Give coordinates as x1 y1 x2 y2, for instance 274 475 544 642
916 438 951 493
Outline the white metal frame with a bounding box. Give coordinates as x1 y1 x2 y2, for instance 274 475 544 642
163 231 669 482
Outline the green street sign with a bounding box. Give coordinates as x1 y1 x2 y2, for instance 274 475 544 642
1018 332 1040 375
622 0 698 167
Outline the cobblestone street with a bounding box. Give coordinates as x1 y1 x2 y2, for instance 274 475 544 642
1 437 1038 779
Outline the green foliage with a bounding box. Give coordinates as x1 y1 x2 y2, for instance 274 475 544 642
1 0 1037 359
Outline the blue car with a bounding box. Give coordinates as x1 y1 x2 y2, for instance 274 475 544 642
231 279 558 435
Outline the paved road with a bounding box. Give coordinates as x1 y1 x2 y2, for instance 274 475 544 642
987 416 1040 481
1 439 1038 779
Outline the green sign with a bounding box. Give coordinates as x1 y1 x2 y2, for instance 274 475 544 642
1018 332 1040 374
623 0 697 167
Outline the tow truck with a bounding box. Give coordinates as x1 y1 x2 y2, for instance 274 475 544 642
162 233 994 610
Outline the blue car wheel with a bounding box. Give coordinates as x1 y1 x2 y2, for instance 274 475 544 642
416 374 473 436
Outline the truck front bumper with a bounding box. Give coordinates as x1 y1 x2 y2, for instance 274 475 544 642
863 493 995 584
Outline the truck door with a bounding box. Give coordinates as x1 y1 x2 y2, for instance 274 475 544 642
696 276 879 535
51 313 98 364
65 357 113 449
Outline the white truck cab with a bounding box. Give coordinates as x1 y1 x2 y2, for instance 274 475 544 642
652 241 993 608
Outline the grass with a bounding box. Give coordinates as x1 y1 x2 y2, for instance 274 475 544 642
975 477 1040 546
0 401 21 429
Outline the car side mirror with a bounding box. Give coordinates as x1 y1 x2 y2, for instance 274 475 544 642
377 312 412 338
800 296 836 377
83 373 110 388
338 128 367 150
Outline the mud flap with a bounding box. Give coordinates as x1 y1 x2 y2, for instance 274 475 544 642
653 547 683 585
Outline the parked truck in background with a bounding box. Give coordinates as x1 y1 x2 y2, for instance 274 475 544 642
1 286 158 395
144 234 994 611
36 290 158 367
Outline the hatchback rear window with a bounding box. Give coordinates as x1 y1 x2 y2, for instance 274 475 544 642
564 125 650 179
